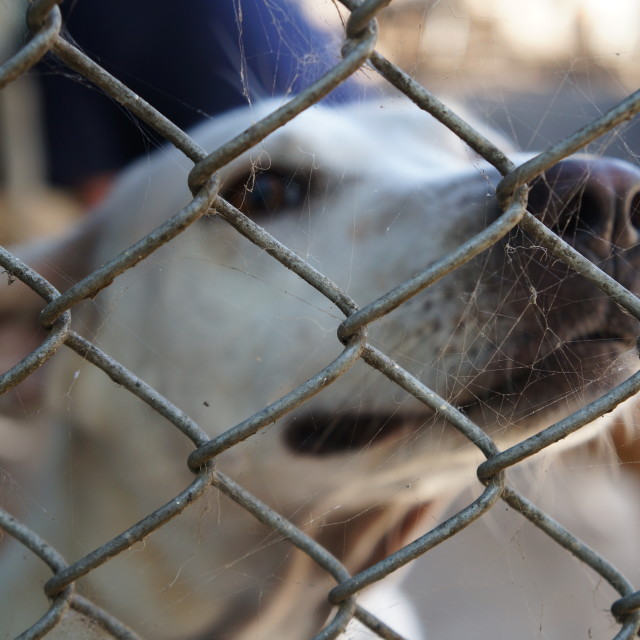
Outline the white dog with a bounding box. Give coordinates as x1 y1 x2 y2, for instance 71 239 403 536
1 99 640 639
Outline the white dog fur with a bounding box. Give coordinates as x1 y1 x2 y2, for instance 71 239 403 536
1 99 639 639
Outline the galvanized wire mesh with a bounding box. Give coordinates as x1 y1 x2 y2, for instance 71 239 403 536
1 0 640 638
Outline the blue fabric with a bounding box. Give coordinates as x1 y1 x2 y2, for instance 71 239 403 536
38 0 361 186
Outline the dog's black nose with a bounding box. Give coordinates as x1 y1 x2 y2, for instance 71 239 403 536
527 157 640 258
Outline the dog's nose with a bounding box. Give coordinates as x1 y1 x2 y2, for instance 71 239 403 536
527 156 640 257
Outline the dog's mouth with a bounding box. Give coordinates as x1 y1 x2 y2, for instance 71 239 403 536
284 332 635 456
456 331 634 418
284 410 425 455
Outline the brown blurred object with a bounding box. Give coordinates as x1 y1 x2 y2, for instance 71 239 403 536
0 188 80 245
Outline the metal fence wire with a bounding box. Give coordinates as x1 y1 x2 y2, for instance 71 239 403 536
1 0 640 638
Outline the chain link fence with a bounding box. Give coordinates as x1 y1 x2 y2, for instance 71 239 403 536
1 0 640 638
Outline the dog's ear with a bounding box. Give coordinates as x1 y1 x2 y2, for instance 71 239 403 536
1 216 102 416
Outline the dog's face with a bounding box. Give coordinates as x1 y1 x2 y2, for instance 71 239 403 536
3 100 640 638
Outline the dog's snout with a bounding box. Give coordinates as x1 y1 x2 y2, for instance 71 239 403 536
527 157 640 256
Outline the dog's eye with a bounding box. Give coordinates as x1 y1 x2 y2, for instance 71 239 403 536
223 169 308 217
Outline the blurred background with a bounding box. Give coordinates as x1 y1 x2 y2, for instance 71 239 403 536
2 0 639 242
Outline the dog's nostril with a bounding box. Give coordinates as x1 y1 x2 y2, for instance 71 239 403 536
614 189 640 248
630 191 640 232
552 190 600 239
527 162 605 242
528 158 640 253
